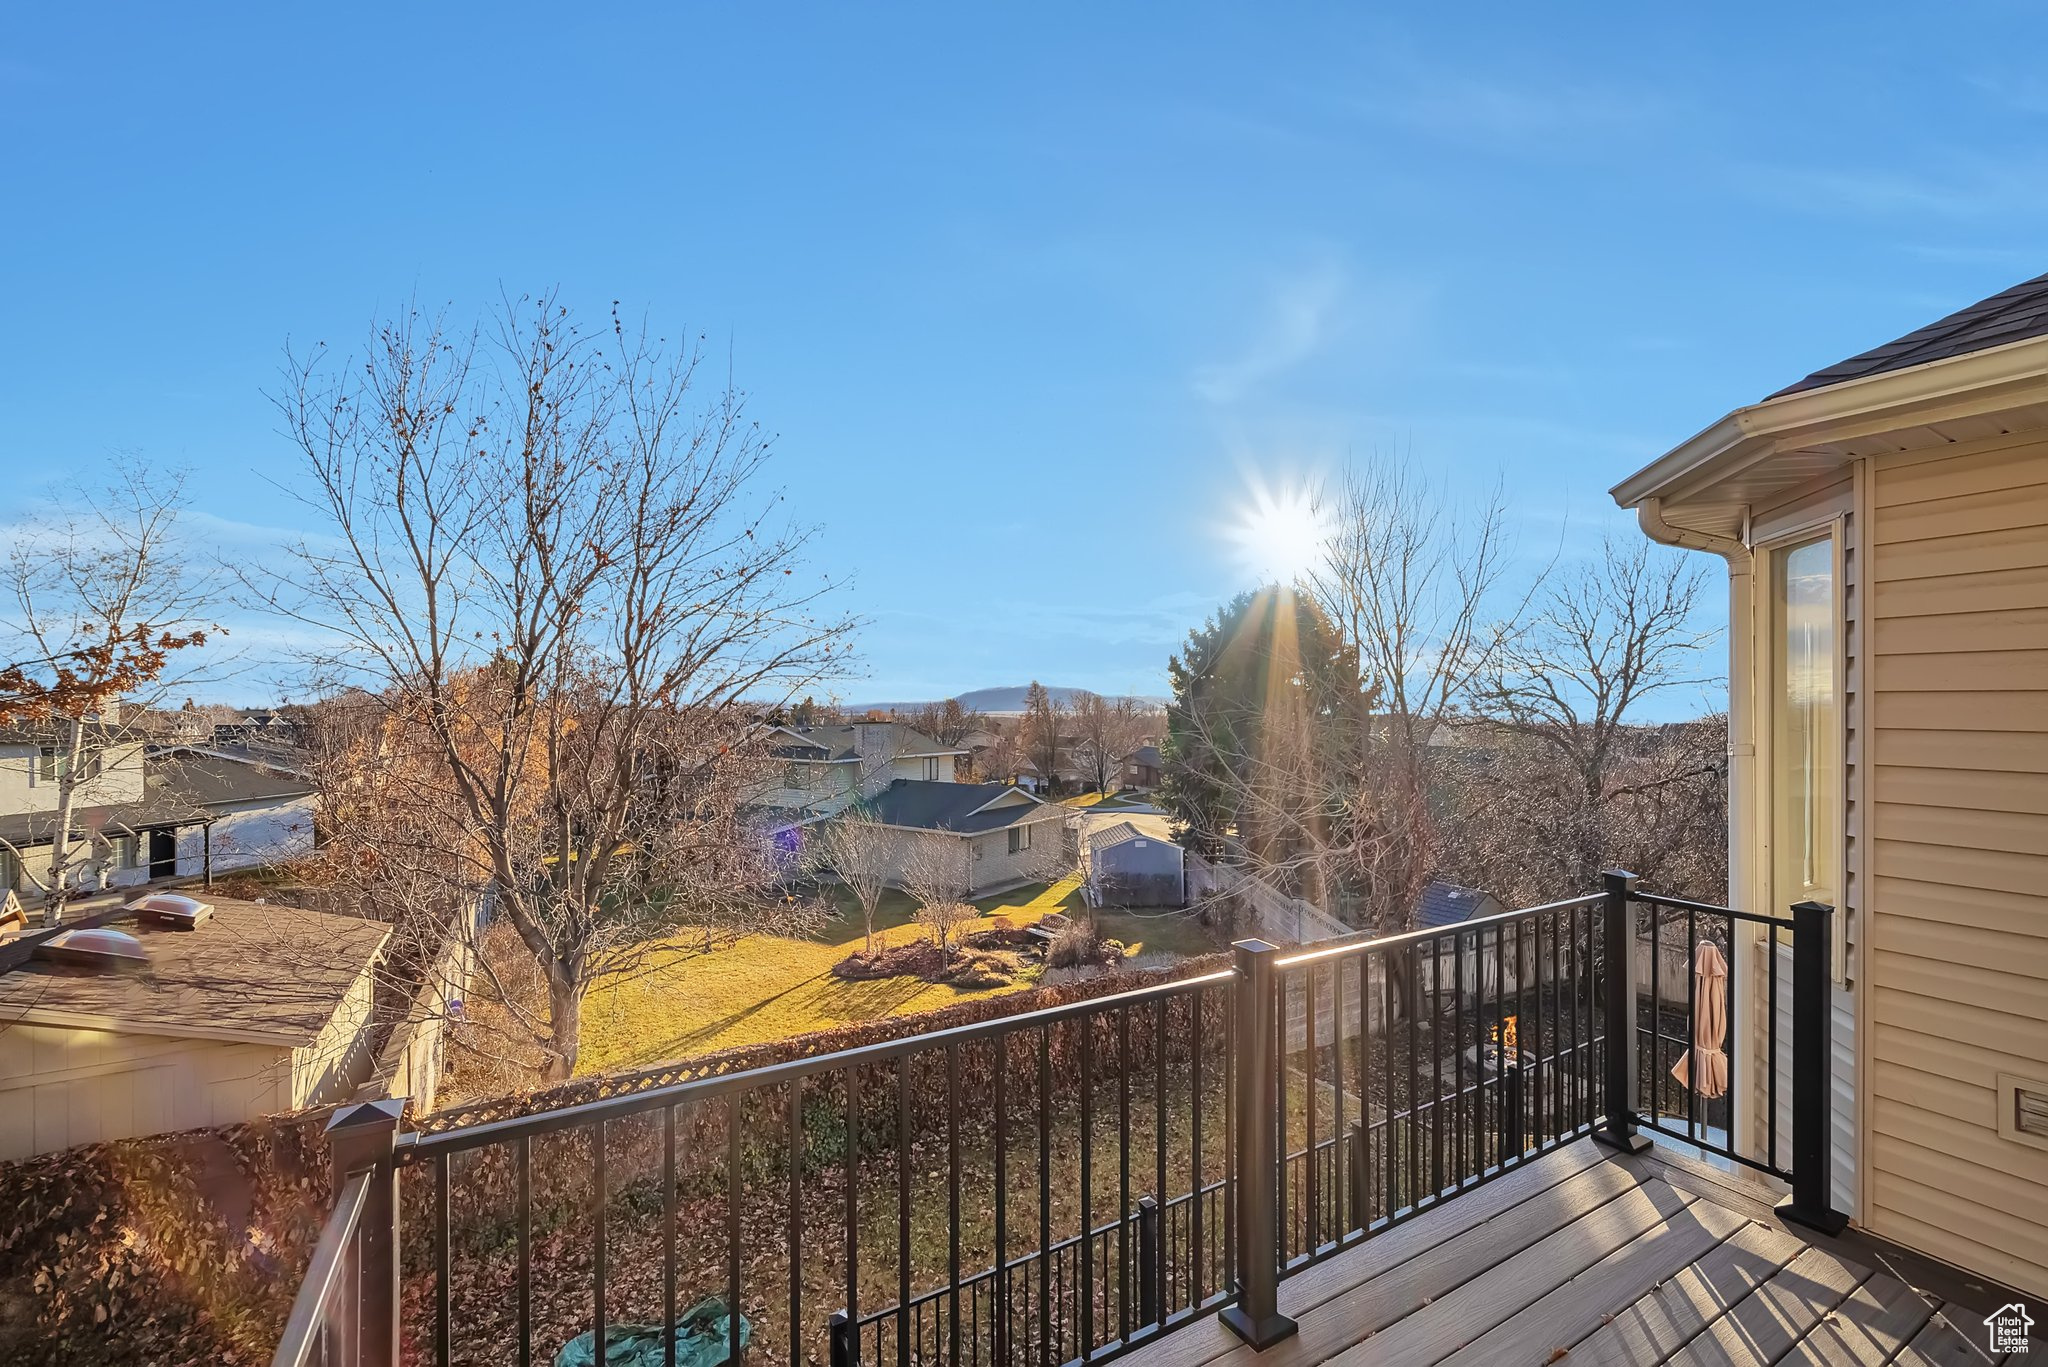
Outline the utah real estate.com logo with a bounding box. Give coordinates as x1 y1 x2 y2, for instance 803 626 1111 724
1986 1302 2034 1355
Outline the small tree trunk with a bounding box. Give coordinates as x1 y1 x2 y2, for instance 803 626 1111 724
543 970 584 1082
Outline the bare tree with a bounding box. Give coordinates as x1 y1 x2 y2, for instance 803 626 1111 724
1466 535 1719 888
905 697 980 748
263 294 854 1080
0 459 219 917
817 803 892 954
902 836 974 956
1069 690 1147 795
1021 681 1067 794
967 725 1024 785
1308 455 1539 930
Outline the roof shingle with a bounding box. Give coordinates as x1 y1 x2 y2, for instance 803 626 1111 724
1769 271 2048 398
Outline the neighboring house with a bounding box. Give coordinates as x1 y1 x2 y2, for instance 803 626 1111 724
1413 879 1513 1006
1124 744 1163 790
0 895 387 1159
1414 878 1505 929
858 779 1070 897
0 733 316 897
1087 821 1184 907
756 721 965 819
1611 271 2048 1299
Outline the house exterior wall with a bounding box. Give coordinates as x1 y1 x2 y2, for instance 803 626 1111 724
173 794 318 875
884 752 957 787
0 1023 293 1160
1860 434 2048 1297
0 739 146 818
290 952 380 1106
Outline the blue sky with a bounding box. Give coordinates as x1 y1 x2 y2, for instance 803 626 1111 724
3 4 2043 711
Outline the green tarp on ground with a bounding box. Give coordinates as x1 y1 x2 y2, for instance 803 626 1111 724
553 1299 751 1367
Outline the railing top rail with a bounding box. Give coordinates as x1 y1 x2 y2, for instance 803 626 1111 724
1629 889 1795 928
1272 891 1605 969
400 965 1235 1161
270 1170 371 1367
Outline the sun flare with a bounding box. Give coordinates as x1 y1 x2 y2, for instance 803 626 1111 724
1228 477 1329 585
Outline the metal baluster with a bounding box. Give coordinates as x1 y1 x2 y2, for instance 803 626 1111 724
897 1060 912 1367
845 1067 860 1345
1038 1026 1052 1367
1382 949 1395 1219
1118 1006 1131 1344
1430 936 1443 1198
727 1102 742 1367
435 1151 450 1367
995 1034 1009 1367
1190 989 1205 1308
1686 907 1699 1144
1080 1013 1095 1356
1304 963 1318 1255
948 1043 961 1367
790 1078 805 1367
1154 997 1167 1318
662 1107 677 1367
595 1121 608 1365
1453 930 1465 1186
1648 901 1662 1126
1769 934 1780 1173
1355 952 1370 1230
519 1133 533 1367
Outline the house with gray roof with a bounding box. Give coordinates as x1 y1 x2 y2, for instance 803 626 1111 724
852 779 1071 896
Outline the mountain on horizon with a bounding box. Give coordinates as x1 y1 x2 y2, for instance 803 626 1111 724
847 684 1167 716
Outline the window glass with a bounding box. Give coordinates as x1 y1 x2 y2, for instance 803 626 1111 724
1772 535 1838 911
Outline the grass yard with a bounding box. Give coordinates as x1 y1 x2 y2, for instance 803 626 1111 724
574 877 1222 1076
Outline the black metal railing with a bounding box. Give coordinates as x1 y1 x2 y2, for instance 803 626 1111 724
275 872 1847 1367
1609 872 1845 1234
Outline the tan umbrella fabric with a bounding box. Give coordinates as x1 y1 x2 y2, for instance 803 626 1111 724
1670 940 1729 1099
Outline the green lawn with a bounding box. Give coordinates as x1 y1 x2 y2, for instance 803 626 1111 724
575 878 1221 1076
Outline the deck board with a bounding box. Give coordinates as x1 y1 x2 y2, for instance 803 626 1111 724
1120 1141 1966 1367
1203 1159 1649 1367
1324 1178 1697 1365
1892 1304 2006 1367
1439 1193 1749 1366
1567 1220 1808 1366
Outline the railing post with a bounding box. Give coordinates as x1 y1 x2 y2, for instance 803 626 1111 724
829 1310 854 1367
1777 900 1849 1235
326 1098 406 1367
1221 938 1297 1350
1137 1195 1161 1328
1593 870 1650 1155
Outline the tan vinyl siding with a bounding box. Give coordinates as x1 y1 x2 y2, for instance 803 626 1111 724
1867 434 2048 1298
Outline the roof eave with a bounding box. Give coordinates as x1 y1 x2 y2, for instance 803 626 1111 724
1611 331 2048 510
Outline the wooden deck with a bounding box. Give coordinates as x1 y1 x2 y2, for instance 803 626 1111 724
1128 1139 2026 1367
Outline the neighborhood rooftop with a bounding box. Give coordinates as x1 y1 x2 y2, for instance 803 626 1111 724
768 721 961 762
0 897 387 1046
860 778 1056 833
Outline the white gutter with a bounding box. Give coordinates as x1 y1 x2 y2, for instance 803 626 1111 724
1611 331 2048 510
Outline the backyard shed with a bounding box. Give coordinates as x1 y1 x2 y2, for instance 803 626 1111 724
0 895 388 1159
1088 822 1185 907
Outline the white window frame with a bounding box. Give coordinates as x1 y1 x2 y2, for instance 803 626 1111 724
922 756 940 781
1008 824 1032 855
1756 515 1849 983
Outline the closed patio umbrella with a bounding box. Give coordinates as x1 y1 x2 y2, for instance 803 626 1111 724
1670 940 1729 1099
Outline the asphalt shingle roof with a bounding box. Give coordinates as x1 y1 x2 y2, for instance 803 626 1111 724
862 780 1058 834
0 896 388 1044
1769 271 2048 398
1414 879 1493 930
